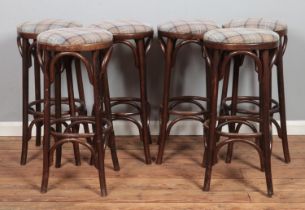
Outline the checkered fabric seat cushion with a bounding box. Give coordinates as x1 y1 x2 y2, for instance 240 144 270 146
90 20 153 35
223 18 287 32
203 28 279 44
37 27 113 47
17 19 82 35
158 20 219 35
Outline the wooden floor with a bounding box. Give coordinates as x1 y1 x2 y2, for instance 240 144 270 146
1 136 305 210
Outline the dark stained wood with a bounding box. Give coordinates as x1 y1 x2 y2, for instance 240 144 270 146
202 34 280 196
108 31 154 165
221 33 290 164
156 29 207 165
37 36 118 196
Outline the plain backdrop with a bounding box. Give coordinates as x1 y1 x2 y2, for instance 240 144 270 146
0 0 303 122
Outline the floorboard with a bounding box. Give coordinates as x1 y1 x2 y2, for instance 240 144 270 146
0 136 305 209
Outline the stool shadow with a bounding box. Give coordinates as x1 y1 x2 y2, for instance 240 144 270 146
163 143 202 166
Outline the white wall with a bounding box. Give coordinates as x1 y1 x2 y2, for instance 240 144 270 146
0 0 304 123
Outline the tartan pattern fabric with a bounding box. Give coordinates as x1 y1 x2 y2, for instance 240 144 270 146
37 27 113 46
204 28 279 44
17 19 82 35
90 20 153 35
223 18 287 32
158 20 219 35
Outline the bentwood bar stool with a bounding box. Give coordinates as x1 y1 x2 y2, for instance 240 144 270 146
37 27 119 196
156 20 219 164
221 18 290 163
202 28 280 196
91 20 154 164
17 19 86 167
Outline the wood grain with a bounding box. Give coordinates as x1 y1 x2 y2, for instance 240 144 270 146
0 136 304 209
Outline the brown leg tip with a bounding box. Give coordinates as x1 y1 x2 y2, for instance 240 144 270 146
225 158 232 164
155 159 162 165
40 188 47 194
75 161 81 166
114 165 120 171
145 159 152 165
100 189 108 197
203 185 210 191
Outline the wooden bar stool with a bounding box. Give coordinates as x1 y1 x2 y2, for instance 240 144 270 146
202 28 279 197
17 19 87 167
156 20 219 164
221 18 290 163
91 20 154 164
37 27 119 196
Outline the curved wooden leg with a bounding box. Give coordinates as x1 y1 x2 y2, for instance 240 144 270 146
54 63 62 168
93 51 107 196
226 57 240 163
21 38 30 165
136 39 152 164
203 49 220 191
34 54 42 147
41 52 51 193
277 49 290 163
102 71 120 171
65 58 81 166
261 50 273 197
156 38 175 165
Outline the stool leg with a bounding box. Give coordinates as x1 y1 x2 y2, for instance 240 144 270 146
33 53 42 147
21 38 30 165
75 59 93 164
75 59 91 138
54 64 62 168
136 39 151 164
261 50 273 197
65 58 81 166
226 57 240 163
203 50 220 191
41 52 51 193
93 51 107 196
202 62 211 167
102 71 120 171
156 38 175 164
277 47 290 163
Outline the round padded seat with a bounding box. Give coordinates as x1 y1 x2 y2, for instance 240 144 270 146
158 20 219 39
223 18 287 34
17 19 82 38
90 20 153 36
37 27 113 51
204 28 279 48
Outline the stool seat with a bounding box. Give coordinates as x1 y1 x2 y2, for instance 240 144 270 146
223 18 287 33
158 20 219 38
37 27 113 51
17 19 82 37
204 28 279 45
91 20 153 36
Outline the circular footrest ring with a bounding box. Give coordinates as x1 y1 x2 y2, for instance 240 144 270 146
204 115 264 168
160 96 208 117
28 97 86 117
221 96 279 116
49 116 112 166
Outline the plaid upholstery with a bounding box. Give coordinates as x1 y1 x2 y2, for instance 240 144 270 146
17 19 82 35
204 28 279 44
37 27 113 47
158 20 219 35
223 18 287 32
90 20 153 35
